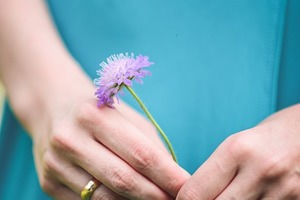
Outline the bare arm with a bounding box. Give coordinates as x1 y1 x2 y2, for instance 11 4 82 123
0 1 189 199
0 0 92 134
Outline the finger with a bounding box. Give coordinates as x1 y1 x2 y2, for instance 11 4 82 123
84 106 190 196
45 148 128 199
92 184 129 200
71 138 173 200
52 185 80 200
260 175 300 199
115 101 170 155
215 168 262 200
56 165 128 200
48 179 128 200
40 176 80 200
176 137 238 200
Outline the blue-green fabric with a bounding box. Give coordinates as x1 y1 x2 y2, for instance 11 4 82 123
0 0 299 199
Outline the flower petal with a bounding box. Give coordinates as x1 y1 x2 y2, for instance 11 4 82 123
94 53 153 106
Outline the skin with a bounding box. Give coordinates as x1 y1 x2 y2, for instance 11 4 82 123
0 0 189 199
1 1 300 200
177 104 300 199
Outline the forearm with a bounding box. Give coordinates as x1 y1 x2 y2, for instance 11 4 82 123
0 0 93 136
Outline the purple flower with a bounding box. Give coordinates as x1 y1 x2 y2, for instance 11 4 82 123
94 53 153 107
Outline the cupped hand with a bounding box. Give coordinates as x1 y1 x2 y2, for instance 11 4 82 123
176 104 300 200
32 94 190 200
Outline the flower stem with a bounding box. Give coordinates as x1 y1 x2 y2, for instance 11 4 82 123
125 85 178 163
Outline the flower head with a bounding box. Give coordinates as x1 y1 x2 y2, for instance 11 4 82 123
94 53 153 107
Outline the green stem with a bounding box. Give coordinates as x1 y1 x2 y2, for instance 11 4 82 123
125 85 178 163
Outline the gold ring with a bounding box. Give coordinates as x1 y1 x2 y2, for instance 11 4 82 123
81 178 100 200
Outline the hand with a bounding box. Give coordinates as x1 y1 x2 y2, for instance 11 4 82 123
176 104 300 199
0 0 190 199
33 91 190 200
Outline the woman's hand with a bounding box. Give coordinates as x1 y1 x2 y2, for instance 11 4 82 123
176 104 300 199
0 1 189 199
32 93 189 200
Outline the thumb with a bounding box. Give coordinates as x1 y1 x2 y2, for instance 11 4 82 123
176 136 238 200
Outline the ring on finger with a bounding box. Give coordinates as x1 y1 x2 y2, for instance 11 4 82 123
81 178 100 200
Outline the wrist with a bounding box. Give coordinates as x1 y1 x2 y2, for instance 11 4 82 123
8 60 94 139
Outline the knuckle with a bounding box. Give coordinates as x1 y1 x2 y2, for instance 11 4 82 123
110 169 136 194
43 152 59 178
40 177 56 196
225 132 254 160
74 101 113 136
50 131 78 155
260 158 288 180
132 145 155 171
74 101 101 126
75 103 94 123
178 187 199 200
165 175 188 194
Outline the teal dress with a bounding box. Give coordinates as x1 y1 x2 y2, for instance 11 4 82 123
1 0 299 199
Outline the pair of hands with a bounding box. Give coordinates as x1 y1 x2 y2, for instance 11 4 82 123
33 93 300 200
1 0 299 198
